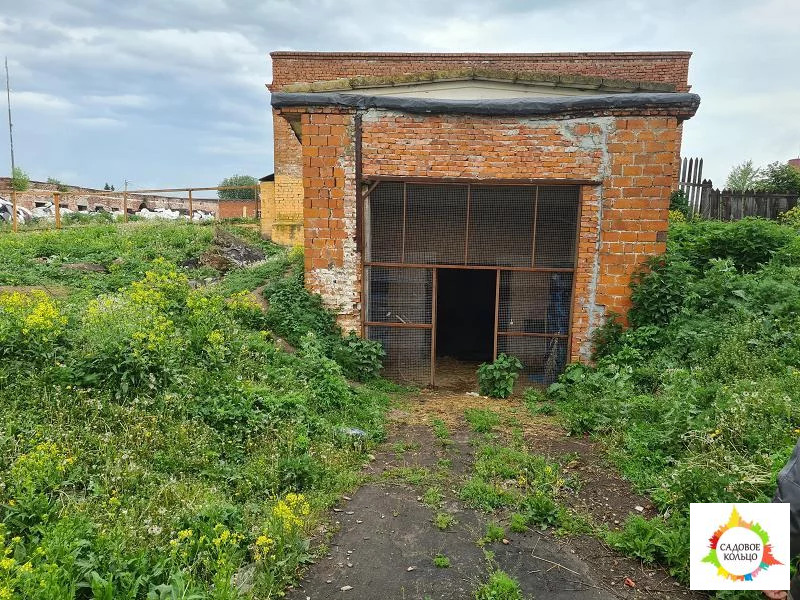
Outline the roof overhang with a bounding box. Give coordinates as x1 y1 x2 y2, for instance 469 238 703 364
272 91 700 120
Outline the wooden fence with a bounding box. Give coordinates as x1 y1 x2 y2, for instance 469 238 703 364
679 157 798 220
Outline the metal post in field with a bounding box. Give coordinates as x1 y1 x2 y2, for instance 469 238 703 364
122 180 128 223
188 189 193 221
54 191 61 229
10 188 17 232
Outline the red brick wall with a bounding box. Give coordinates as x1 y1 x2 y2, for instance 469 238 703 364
218 200 258 219
301 110 361 331
270 52 691 92
298 108 681 360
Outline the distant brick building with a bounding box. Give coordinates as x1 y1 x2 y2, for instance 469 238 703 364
266 51 699 385
216 199 258 219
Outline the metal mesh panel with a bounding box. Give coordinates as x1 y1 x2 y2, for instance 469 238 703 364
368 182 403 262
367 326 431 385
534 186 579 268
467 186 535 267
498 335 567 386
366 266 432 324
498 271 572 335
405 184 468 264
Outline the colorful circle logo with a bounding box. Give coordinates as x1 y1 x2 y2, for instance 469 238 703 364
702 506 782 582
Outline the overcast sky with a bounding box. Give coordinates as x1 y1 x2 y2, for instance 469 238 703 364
0 0 798 191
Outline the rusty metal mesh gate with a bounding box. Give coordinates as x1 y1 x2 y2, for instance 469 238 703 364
364 182 579 386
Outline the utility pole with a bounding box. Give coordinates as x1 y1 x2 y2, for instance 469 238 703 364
5 57 14 175
5 57 17 231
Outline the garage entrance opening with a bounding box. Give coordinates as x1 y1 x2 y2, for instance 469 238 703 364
436 269 496 363
364 181 579 386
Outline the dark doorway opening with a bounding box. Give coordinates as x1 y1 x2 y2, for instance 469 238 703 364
436 269 496 363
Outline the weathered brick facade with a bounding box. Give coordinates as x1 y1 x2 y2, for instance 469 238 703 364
269 52 691 92
268 52 696 368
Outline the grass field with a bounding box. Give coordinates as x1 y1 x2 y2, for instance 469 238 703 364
1 216 798 599
0 222 395 599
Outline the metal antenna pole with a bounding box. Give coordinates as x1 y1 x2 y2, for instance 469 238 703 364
5 57 14 175
6 57 17 231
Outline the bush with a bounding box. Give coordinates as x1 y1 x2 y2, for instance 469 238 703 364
668 218 796 272
628 256 695 327
668 189 688 216
332 331 385 381
779 205 800 229
477 353 523 398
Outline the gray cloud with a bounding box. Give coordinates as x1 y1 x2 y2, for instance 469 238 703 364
0 0 797 188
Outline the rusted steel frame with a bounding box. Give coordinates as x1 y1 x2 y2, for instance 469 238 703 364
566 187 584 360
364 261 573 274
493 268 500 360
361 264 368 338
354 112 363 252
401 182 408 262
498 331 568 339
364 180 381 197
363 321 432 329
531 186 539 267
463 184 471 264
362 175 600 186
86 184 260 195
431 267 438 387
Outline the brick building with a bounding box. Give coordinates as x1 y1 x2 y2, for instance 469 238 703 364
266 51 699 385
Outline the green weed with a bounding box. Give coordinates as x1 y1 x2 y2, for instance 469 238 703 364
509 513 527 533
433 554 450 568
422 486 444 508
431 418 453 446
474 570 524 600
464 409 501 433
434 512 457 530
481 521 505 544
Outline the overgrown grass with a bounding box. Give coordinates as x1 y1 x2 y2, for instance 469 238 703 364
547 217 800 588
0 223 394 598
464 409 501 433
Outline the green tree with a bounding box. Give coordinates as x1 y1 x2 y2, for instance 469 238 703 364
755 161 800 194
725 160 761 191
11 166 30 191
218 174 257 200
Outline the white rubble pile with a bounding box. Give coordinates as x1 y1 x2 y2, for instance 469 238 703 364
0 197 215 224
135 207 215 221
0 197 33 224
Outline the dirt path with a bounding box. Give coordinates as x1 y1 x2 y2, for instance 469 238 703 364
289 390 704 600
